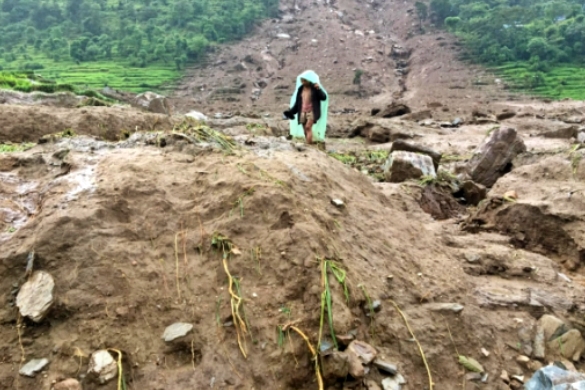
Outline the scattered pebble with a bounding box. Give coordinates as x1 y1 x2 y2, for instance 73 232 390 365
558 273 572 283
19 358 49 377
162 322 193 342
16 271 55 322
501 370 510 383
88 350 117 384
373 358 398 375
331 199 345 207
481 348 490 357
53 378 82 390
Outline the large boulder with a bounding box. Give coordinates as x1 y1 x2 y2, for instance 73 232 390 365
390 140 441 170
466 127 526 187
133 91 170 115
383 151 436 182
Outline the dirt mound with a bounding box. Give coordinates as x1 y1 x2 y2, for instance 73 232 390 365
2 128 585 389
0 105 174 143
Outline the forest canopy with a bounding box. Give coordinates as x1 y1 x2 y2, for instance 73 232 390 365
0 0 278 70
430 0 585 68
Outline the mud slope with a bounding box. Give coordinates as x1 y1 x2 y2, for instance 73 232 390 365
172 0 516 116
1 134 583 390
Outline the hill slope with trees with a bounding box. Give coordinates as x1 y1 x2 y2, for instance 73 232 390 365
0 0 277 91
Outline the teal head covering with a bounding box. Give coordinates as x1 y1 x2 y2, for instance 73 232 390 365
289 70 329 142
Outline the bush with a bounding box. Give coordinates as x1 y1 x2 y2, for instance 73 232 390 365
23 62 45 70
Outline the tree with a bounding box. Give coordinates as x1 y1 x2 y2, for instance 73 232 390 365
415 2 429 30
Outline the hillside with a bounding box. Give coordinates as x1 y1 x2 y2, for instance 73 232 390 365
0 0 277 91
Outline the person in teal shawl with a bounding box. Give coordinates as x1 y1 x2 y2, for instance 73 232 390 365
283 70 329 144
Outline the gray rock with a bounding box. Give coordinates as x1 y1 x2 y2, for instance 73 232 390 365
452 117 463 127
525 365 585 390
539 315 568 341
133 91 169 115
346 340 377 378
16 271 55 322
425 303 464 313
579 131 585 144
466 372 483 381
162 322 193 342
466 127 526 187
88 350 117 384
383 151 436 183
390 140 441 170
534 326 546 360
465 253 481 263
373 358 398 375
541 125 579 139
381 374 406 390
185 111 208 121
497 111 516 121
377 103 411 118
19 358 49 377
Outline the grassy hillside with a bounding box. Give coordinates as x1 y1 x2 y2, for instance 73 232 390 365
428 0 585 100
0 0 278 92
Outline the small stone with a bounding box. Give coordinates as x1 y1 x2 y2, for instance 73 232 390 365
539 315 568 341
481 373 489 383
533 326 546 360
516 355 530 365
16 271 55 322
481 348 490 357
501 370 510 383
465 253 482 263
295 143 306 152
365 379 382 390
88 350 117 384
558 273 572 283
373 358 398 375
504 190 518 200
54 378 82 390
162 322 193 342
331 199 345 207
527 360 543 372
425 303 464 313
548 329 585 361
511 375 524 383
336 334 355 346
132 261 137 266
347 340 377 364
19 358 49 377
381 374 406 390
466 372 482 382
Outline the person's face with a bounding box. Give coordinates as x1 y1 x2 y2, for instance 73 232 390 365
301 78 311 87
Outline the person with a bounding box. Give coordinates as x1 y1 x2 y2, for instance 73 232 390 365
283 70 328 145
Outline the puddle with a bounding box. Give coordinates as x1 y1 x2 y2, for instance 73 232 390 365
0 172 41 242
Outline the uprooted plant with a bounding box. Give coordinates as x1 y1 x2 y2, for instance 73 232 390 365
212 233 250 358
318 258 350 350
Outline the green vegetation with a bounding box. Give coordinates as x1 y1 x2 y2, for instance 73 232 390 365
430 0 585 99
0 142 35 152
0 0 278 91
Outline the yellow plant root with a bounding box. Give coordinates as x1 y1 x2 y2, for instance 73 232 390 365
107 348 124 390
390 300 434 390
174 233 180 299
222 257 248 358
283 324 324 390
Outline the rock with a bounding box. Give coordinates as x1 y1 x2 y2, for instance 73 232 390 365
516 355 531 365
481 348 490 357
466 127 526 187
336 334 355 347
346 340 377 378
534 326 546 360
365 379 382 390
539 315 568 341
466 372 483 381
452 117 463 127
373 358 398 375
525 365 585 390
16 271 55 322
331 199 345 208
497 111 517 121
133 91 170 115
548 329 585 361
19 358 49 377
381 374 407 390
541 125 579 139
347 340 377 364
162 322 194 342
501 370 510 383
504 190 518 200
383 151 436 183
54 378 82 390
88 350 117 384
276 33 291 39
390 140 441 170
234 62 248 71
472 109 489 118
185 111 208 121
377 103 411 118
403 110 432 122
424 303 464 313
465 253 482 263
320 351 349 379
460 180 487 206
578 131 585 144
